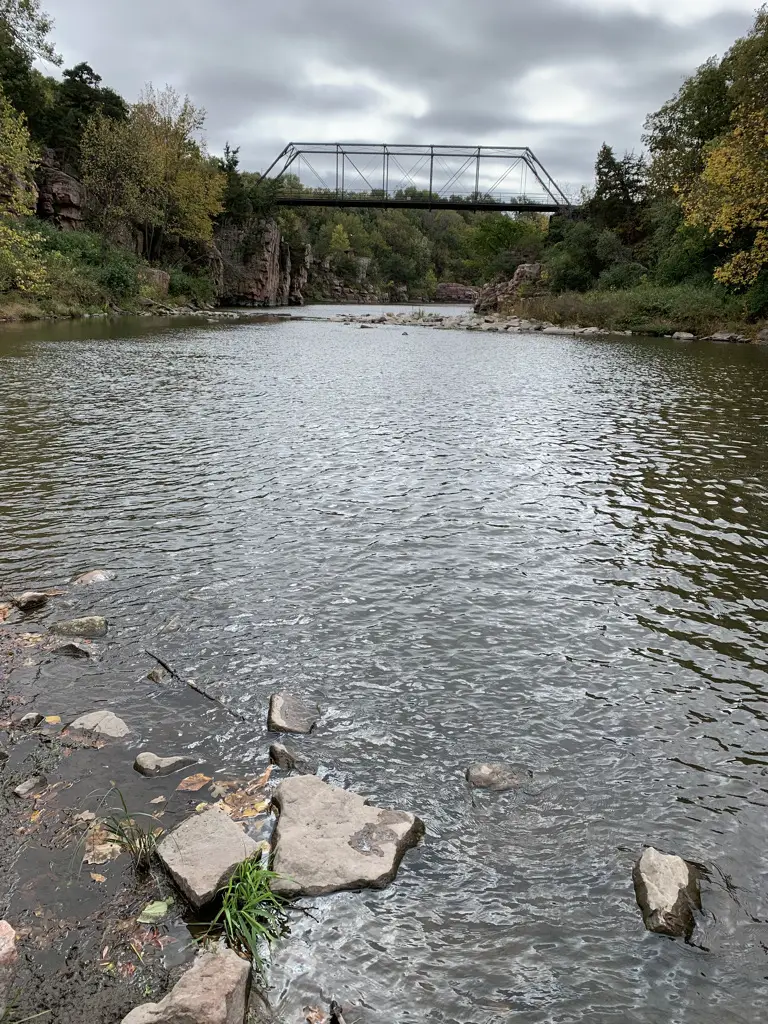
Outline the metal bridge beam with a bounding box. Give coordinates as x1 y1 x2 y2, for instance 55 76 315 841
258 142 572 212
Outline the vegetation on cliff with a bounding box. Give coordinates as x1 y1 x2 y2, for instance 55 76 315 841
513 6 768 333
2 2 768 325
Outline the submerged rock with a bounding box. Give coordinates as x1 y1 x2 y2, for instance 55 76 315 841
13 591 48 612
134 752 198 778
121 947 250 1024
269 742 317 775
0 921 18 1017
466 763 533 792
268 692 318 735
271 775 424 897
50 615 108 639
157 807 258 908
632 846 702 939
72 569 115 585
51 641 93 659
68 710 130 740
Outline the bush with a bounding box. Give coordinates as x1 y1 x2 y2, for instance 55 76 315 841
168 267 216 305
506 283 747 336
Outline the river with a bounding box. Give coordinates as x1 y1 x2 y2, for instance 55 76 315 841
1 306 768 1023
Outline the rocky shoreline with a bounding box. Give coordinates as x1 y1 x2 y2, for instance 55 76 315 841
324 308 768 344
0 574 714 1022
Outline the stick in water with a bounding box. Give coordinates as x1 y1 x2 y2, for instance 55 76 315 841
145 650 247 723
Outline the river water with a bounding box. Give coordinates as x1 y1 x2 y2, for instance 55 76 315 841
2 307 768 1023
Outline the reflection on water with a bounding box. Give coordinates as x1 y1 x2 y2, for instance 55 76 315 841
1 313 768 1023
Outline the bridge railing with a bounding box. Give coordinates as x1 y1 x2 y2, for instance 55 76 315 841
258 143 572 212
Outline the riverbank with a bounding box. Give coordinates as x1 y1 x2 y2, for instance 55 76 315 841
325 307 768 343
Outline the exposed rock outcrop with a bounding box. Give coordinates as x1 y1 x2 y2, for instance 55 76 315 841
36 151 84 231
474 263 543 314
138 268 171 296
435 282 479 303
121 947 250 1024
633 847 702 939
216 219 303 307
271 775 424 896
157 807 258 908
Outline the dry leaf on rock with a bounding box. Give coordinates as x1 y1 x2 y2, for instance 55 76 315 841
74 810 96 823
90 873 106 883
45 715 61 724
176 773 212 792
149 796 166 805
0 604 11 623
304 1007 327 1024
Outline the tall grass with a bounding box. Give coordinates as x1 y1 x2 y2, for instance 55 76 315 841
208 857 290 976
506 284 751 337
103 792 158 872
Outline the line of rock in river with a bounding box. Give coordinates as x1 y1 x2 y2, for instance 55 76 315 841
0 576 709 1023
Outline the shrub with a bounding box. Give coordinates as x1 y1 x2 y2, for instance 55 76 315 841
506 283 747 336
168 267 216 305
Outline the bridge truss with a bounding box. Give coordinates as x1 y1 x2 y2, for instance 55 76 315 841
260 143 571 212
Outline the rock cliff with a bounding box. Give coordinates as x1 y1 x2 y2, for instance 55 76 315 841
474 263 543 314
36 151 84 231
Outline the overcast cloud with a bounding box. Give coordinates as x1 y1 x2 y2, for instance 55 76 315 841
41 0 758 189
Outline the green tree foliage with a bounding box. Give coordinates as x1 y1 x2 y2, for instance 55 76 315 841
0 83 45 291
0 0 58 63
43 63 127 169
81 84 224 258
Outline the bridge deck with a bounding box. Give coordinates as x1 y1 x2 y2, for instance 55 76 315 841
275 195 564 213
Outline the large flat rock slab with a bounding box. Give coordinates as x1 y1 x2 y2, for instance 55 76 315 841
122 947 250 1023
633 846 702 939
271 775 424 896
157 806 258 908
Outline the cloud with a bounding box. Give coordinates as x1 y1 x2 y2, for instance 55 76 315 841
41 0 757 186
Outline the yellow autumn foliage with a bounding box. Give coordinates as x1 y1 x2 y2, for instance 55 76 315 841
683 106 768 287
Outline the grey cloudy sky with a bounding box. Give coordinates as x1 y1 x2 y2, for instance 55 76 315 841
42 0 758 189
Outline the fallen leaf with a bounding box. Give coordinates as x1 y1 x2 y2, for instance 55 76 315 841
194 802 208 813
0 604 11 623
137 900 171 925
304 1007 327 1024
83 824 122 865
212 777 272 821
90 873 106 883
176 773 212 792
149 796 166 805
253 764 275 788
29 810 43 823
44 715 61 725
74 810 96 823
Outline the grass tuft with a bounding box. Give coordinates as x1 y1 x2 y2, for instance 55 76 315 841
208 856 290 976
103 792 158 872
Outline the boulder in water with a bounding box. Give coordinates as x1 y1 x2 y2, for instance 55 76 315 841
13 591 48 612
632 846 702 939
269 742 317 775
0 921 18 1017
67 710 130 739
73 569 115 585
134 752 198 777
271 775 424 896
157 807 258 908
50 616 108 639
466 762 533 791
268 692 318 735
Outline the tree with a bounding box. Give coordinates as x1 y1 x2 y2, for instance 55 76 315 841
0 0 58 63
81 84 224 258
0 84 45 292
586 144 647 240
682 106 768 287
643 58 732 195
329 223 350 254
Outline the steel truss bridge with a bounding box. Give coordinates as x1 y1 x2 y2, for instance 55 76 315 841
260 143 571 212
